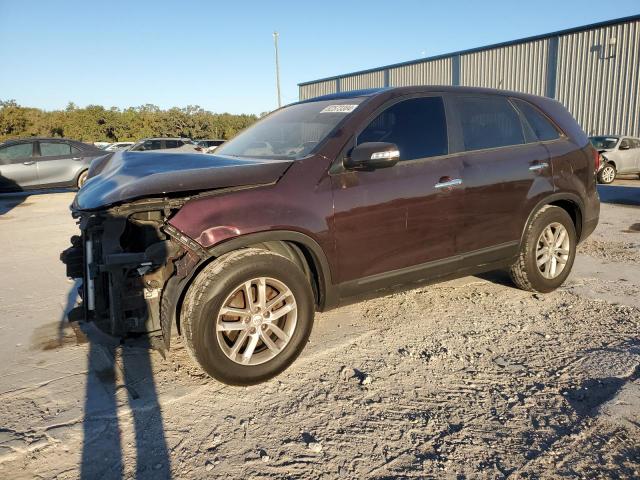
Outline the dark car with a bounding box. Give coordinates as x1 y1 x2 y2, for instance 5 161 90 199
0 138 106 191
128 138 194 152
62 86 600 386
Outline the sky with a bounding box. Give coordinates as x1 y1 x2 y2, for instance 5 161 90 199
0 0 638 115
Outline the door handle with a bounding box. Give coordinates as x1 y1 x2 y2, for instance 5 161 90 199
23 161 35 165
72 157 82 161
434 178 463 189
529 162 549 171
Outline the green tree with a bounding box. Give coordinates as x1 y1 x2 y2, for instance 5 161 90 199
0 101 258 143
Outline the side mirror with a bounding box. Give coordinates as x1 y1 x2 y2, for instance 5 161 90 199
344 142 400 171
619 142 630 150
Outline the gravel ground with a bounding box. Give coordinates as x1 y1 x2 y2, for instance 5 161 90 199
0 184 639 479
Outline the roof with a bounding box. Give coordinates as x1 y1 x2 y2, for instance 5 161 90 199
297 88 389 103
0 137 97 148
295 85 548 103
138 138 192 141
299 14 640 86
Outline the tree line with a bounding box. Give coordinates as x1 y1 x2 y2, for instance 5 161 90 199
0 99 260 143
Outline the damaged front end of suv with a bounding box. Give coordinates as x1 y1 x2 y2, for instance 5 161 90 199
62 196 204 349
60 149 293 350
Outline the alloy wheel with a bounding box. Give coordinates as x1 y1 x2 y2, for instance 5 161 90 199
601 166 615 183
535 222 571 279
215 277 297 365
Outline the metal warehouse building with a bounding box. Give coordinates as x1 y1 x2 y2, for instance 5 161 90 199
299 15 640 137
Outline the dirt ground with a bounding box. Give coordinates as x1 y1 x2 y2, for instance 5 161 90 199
0 182 639 479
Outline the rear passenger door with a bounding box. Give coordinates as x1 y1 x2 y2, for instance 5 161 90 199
0 141 38 190
36 140 83 187
448 94 554 257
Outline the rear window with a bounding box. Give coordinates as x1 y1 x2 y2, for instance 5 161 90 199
512 99 560 142
452 95 524 151
357 96 448 161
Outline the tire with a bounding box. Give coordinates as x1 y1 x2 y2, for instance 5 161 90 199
597 163 616 184
76 170 89 189
509 205 577 293
181 248 315 386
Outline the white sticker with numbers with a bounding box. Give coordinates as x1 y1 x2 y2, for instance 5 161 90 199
320 104 359 113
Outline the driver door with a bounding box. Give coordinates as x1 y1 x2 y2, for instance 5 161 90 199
330 95 463 295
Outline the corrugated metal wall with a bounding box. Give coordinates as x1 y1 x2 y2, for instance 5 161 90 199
299 79 337 101
459 39 549 96
556 20 640 136
389 58 452 86
341 70 386 91
298 17 640 136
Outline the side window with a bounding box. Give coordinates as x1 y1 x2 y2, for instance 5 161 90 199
165 140 179 149
71 146 82 155
357 96 448 161
512 99 560 142
632 139 640 149
620 138 631 150
452 95 524 151
138 140 161 151
0 143 33 164
40 142 72 157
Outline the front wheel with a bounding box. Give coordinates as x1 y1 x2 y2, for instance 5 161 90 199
510 206 577 293
76 170 89 189
597 163 616 184
181 248 315 386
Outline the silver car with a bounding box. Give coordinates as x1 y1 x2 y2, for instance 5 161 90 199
590 135 640 184
0 138 106 192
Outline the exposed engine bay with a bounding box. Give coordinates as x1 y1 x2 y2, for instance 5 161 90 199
61 197 205 349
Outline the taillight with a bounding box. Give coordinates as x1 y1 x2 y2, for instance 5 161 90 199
593 148 601 172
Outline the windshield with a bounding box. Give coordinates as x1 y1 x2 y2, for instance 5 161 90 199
216 98 366 160
589 136 618 149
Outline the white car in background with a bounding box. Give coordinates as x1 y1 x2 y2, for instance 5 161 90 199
128 138 201 153
104 142 134 151
195 139 225 154
590 135 640 183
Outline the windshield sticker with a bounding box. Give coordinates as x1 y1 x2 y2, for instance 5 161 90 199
320 104 359 114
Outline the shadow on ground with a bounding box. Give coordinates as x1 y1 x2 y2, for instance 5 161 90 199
597 184 640 206
80 329 171 478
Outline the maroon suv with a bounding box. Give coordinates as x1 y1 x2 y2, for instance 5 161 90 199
62 86 600 385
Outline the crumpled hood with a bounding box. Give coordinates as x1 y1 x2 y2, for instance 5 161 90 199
74 151 292 210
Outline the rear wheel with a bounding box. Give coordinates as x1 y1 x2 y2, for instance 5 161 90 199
510 206 576 293
597 163 616 184
76 170 88 189
181 248 314 385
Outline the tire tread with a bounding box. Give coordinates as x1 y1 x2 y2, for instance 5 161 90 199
509 205 555 292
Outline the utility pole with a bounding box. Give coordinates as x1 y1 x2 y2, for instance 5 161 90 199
273 31 282 108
